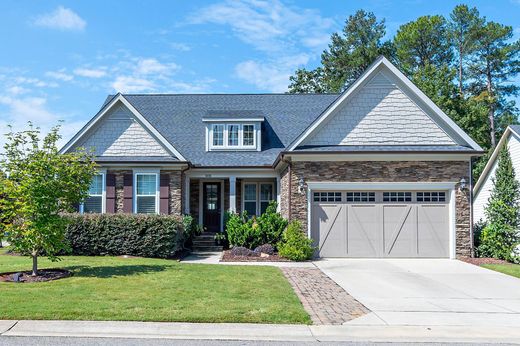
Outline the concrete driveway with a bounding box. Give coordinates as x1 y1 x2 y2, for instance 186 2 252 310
314 259 520 327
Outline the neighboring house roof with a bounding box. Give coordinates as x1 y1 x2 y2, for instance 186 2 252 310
474 125 520 195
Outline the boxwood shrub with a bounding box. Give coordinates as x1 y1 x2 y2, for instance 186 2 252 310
64 213 184 258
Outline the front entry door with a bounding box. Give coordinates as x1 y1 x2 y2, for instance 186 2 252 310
203 182 221 232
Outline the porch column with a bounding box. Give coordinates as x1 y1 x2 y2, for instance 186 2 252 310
184 176 190 214
276 175 281 212
229 176 237 212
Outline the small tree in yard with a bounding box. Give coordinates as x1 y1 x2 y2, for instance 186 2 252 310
0 124 97 275
478 144 520 261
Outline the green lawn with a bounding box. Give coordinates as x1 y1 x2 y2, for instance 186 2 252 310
0 253 310 324
482 263 520 279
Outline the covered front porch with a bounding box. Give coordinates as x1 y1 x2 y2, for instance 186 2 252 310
184 169 280 232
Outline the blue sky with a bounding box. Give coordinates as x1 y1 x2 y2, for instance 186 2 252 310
0 0 519 147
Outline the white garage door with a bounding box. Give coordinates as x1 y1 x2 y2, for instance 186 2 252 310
311 190 449 258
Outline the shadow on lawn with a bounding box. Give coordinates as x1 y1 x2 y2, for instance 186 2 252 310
66 264 171 278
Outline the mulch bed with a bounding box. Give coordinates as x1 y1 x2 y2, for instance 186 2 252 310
460 257 511 265
220 250 290 262
0 269 72 283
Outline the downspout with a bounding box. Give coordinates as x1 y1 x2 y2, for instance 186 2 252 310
469 157 474 257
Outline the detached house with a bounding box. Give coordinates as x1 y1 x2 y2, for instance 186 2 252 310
61 57 483 259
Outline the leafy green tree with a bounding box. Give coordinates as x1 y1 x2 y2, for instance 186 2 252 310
448 4 485 95
0 124 97 275
468 21 520 148
394 15 453 74
289 10 391 93
478 145 520 261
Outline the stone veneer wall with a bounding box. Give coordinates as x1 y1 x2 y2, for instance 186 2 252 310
109 169 132 213
279 166 290 220
286 161 471 257
162 170 182 215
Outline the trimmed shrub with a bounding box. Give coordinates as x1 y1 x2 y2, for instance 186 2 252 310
230 246 257 257
278 221 315 261
477 223 520 262
65 213 184 258
225 201 287 250
254 244 275 255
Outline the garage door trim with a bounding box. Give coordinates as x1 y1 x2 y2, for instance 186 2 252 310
306 181 457 259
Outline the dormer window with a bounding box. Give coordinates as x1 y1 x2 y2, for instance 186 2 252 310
204 116 263 151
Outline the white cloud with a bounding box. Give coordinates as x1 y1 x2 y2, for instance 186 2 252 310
34 6 86 31
0 95 85 150
74 67 107 78
170 42 191 51
235 54 310 92
135 58 179 75
189 0 334 54
112 76 155 93
45 70 73 81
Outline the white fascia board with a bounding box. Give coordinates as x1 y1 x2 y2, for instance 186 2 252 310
287 56 483 152
473 127 512 195
118 96 187 161
186 168 278 179
202 117 265 122
288 153 473 162
306 181 456 191
59 94 187 162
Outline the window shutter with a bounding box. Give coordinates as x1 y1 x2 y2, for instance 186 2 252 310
160 174 170 214
123 174 133 213
72 202 80 213
106 174 116 213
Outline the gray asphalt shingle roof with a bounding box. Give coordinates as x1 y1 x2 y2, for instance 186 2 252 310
123 94 340 167
90 93 479 167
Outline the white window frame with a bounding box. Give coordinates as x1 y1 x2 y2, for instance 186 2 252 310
133 171 160 214
241 124 256 148
212 124 224 147
227 124 240 147
80 171 106 214
241 181 275 216
208 123 257 151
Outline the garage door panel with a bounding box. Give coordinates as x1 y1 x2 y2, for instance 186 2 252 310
312 190 450 258
417 205 449 257
347 205 380 257
383 205 417 258
313 204 346 257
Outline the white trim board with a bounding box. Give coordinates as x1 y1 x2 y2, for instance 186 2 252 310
287 56 483 152
59 94 187 161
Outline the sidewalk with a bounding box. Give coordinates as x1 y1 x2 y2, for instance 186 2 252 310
2 320 520 344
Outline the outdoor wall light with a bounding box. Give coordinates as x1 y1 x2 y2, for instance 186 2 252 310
298 177 306 194
459 177 467 191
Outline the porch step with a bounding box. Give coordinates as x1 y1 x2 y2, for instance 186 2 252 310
192 245 223 252
192 232 223 252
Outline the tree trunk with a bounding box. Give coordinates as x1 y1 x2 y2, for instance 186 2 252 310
487 65 496 148
32 254 38 276
458 46 464 96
